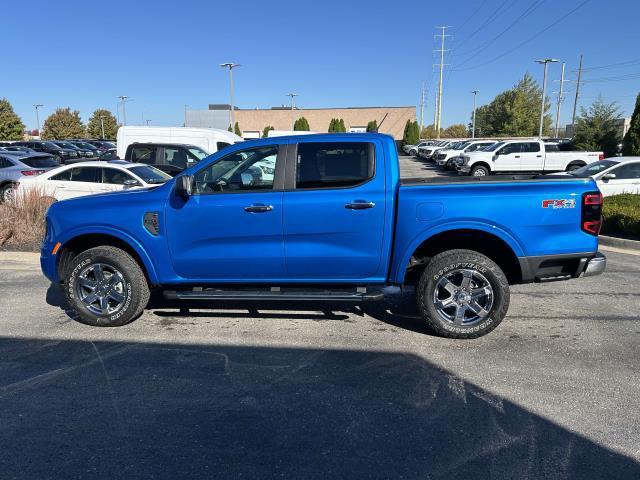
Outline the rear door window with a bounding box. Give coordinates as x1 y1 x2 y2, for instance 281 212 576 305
102 168 136 185
69 167 100 182
523 142 541 153
295 142 374 189
163 147 189 169
130 146 157 164
0 157 13 168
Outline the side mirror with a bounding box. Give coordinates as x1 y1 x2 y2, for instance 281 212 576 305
123 179 141 188
494 150 502 156
602 173 616 181
175 175 192 198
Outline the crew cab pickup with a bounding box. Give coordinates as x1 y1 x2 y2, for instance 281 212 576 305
41 134 606 339
458 139 604 177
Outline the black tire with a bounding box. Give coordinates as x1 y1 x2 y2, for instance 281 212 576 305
409 149 417 156
416 249 510 339
470 165 490 177
0 183 16 202
64 246 150 327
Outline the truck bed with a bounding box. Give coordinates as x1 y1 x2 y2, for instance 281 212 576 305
400 175 575 186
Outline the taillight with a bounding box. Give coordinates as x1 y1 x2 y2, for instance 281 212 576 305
598 153 605 160
582 191 603 235
21 169 45 176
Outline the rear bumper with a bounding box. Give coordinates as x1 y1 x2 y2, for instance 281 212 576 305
518 252 605 283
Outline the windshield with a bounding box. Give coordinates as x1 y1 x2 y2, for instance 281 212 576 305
452 142 469 150
41 142 62 150
20 156 60 168
188 147 208 161
56 142 77 149
482 142 505 152
129 165 172 184
569 160 619 177
74 142 96 149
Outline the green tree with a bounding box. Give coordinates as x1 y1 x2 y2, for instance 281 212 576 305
86 109 118 139
0 98 25 140
474 73 552 137
234 122 242 136
443 123 468 138
572 97 621 158
228 124 233 132
420 124 439 139
42 108 85 140
623 93 640 156
337 118 346 132
293 117 310 131
262 125 274 138
402 120 419 146
366 120 378 132
328 118 338 132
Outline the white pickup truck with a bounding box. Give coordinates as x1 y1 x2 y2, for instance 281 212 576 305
457 140 604 176
434 140 496 170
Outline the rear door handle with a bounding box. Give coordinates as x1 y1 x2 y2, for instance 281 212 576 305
515 155 521 158
244 204 273 213
345 201 375 210
536 155 543 157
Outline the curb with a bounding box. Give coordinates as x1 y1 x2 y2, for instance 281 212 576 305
599 235 640 252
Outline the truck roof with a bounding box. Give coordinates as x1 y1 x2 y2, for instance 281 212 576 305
238 132 395 148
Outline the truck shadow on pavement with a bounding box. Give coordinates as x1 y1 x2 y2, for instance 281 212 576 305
1 336 639 479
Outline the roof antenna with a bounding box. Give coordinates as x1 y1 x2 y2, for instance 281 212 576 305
373 113 388 133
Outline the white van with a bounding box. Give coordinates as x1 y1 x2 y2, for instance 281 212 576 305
116 126 242 159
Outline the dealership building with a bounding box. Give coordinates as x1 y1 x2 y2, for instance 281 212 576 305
185 104 416 140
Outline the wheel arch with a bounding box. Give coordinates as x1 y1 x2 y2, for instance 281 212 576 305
470 162 491 173
397 227 524 286
57 230 159 285
566 160 586 170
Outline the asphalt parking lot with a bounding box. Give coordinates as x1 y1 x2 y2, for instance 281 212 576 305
1 158 639 479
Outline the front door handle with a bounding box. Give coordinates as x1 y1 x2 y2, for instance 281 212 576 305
536 155 543 157
244 204 273 213
345 201 375 210
515 155 521 158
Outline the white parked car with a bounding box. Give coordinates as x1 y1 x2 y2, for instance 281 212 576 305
457 140 603 176
559 157 640 197
16 161 171 201
403 140 437 156
434 140 496 169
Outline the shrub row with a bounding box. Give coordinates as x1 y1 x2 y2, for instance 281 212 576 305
602 194 640 238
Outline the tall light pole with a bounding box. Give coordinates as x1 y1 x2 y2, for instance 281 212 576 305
286 93 298 129
535 59 559 139
434 26 450 138
99 116 105 139
554 62 566 137
117 95 130 125
33 104 44 136
471 90 479 139
220 63 240 129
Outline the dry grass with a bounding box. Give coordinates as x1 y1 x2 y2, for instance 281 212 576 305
0 188 55 250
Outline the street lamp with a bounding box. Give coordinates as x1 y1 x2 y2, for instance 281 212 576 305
470 91 479 139
220 63 240 129
99 115 105 139
535 59 559 138
117 95 130 126
33 104 44 136
286 93 298 129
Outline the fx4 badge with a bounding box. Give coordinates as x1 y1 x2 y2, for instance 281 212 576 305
542 199 576 209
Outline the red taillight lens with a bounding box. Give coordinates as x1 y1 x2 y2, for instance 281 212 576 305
582 191 603 236
598 153 605 160
20 169 45 176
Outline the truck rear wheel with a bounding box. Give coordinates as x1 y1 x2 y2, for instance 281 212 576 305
416 249 510 339
64 246 150 326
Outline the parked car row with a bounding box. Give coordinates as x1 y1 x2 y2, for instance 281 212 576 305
0 139 116 164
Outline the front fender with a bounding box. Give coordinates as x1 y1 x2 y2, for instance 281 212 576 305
391 220 525 284
57 225 159 284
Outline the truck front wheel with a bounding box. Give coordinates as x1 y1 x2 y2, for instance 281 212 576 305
64 246 150 326
470 165 489 177
416 249 510 339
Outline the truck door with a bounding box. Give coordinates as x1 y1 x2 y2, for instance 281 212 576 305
495 142 524 171
165 144 287 280
282 140 386 280
520 142 544 171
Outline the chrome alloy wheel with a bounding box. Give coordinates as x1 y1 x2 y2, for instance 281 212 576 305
75 263 126 316
432 269 494 326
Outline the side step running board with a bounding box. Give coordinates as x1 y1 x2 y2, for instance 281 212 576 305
163 288 385 302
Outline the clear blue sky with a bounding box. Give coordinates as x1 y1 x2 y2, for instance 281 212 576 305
2 0 638 131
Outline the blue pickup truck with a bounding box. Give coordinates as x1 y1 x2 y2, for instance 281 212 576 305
41 134 606 338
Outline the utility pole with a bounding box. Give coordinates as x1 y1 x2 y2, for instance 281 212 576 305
419 81 426 132
33 104 44 136
471 90 479 139
117 96 129 126
433 91 438 132
571 54 583 130
535 59 559 139
99 116 105 139
554 62 566 137
434 26 450 138
220 63 240 129
286 93 298 129
184 105 188 127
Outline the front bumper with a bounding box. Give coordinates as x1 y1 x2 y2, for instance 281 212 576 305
457 165 470 174
518 252 606 283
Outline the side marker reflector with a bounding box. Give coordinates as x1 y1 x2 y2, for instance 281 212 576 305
52 242 61 255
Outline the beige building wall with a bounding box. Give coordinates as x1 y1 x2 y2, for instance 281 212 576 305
235 106 416 140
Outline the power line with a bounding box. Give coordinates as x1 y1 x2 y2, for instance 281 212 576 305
452 0 517 52
454 0 490 33
451 0 592 72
